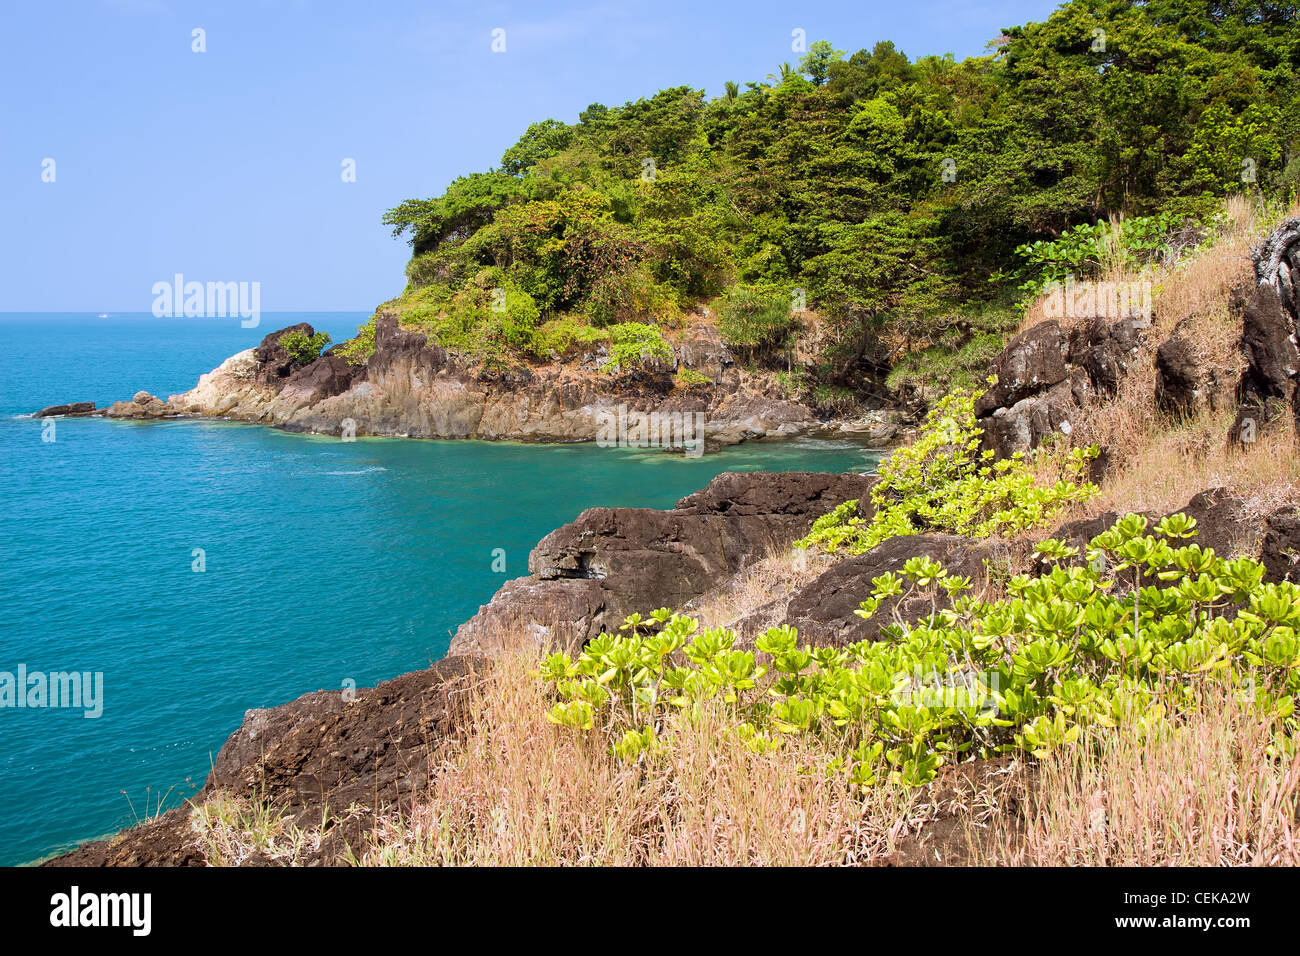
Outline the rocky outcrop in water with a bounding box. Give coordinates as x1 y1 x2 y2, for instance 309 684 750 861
34 401 96 417
45 469 873 866
45 656 483 867
60 313 852 448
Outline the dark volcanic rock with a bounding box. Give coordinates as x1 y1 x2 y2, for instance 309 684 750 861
975 316 1147 460
41 808 204 868
46 656 485 867
1047 488 1244 561
1239 282 1299 403
203 657 482 814
253 322 317 387
1261 506 1300 584
1155 335 1205 416
974 321 1069 417
450 471 877 655
34 401 95 417
1227 398 1291 448
1067 318 1141 397
1231 220 1300 445
276 352 367 414
979 371 1087 460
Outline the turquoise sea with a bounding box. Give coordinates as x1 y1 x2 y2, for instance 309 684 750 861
0 313 879 865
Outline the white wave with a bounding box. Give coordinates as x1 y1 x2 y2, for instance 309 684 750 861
322 466 388 476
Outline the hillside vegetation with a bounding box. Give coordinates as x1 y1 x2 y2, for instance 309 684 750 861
366 0 1298 405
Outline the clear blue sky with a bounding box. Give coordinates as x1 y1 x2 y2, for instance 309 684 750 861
0 0 1063 312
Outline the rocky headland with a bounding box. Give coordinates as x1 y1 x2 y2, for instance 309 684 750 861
35 313 903 448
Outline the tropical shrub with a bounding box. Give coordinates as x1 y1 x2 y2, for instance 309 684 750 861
335 316 377 365
716 287 799 359
602 322 674 373
674 367 711 390
1010 213 1190 304
530 316 610 360
797 388 1098 555
278 329 331 364
540 513 1299 788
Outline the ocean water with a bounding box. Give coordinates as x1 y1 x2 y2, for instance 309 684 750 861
0 313 880 865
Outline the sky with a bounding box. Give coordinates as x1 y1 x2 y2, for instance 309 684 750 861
0 0 1064 312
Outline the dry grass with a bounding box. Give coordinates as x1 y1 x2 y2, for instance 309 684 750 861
682 546 834 630
1080 406 1300 529
1024 197 1300 534
975 682 1300 866
190 791 325 866
353 652 921 866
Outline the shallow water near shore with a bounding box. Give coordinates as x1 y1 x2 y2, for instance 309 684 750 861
0 313 879 865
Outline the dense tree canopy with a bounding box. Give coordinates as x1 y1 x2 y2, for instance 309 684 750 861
381 0 1298 383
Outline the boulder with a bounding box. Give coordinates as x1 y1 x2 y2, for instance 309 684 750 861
45 656 485 867
974 321 1069 417
975 316 1147 459
253 322 317 386
1238 282 1298 403
1260 506 1300 584
1154 334 1205 416
104 393 175 419
979 371 1086 459
1066 318 1142 397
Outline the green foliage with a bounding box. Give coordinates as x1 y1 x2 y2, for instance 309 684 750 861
529 315 610 360
540 515 1300 786
674 367 711 390
277 329 331 364
602 322 674 373
501 119 574 176
716 287 800 360
380 0 1299 382
886 332 1010 394
336 316 376 365
1009 212 1192 303
797 40 846 87
798 388 1098 555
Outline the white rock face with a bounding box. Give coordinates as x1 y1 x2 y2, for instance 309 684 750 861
170 349 279 420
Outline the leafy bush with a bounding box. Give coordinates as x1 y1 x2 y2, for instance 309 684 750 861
716 287 799 358
278 329 331 364
530 316 610 360
602 322 674 373
674 367 711 390
1010 213 1191 304
336 317 377 365
540 513 1299 787
797 388 1097 555
885 332 1011 394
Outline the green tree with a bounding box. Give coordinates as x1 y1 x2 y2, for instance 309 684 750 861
798 40 846 86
